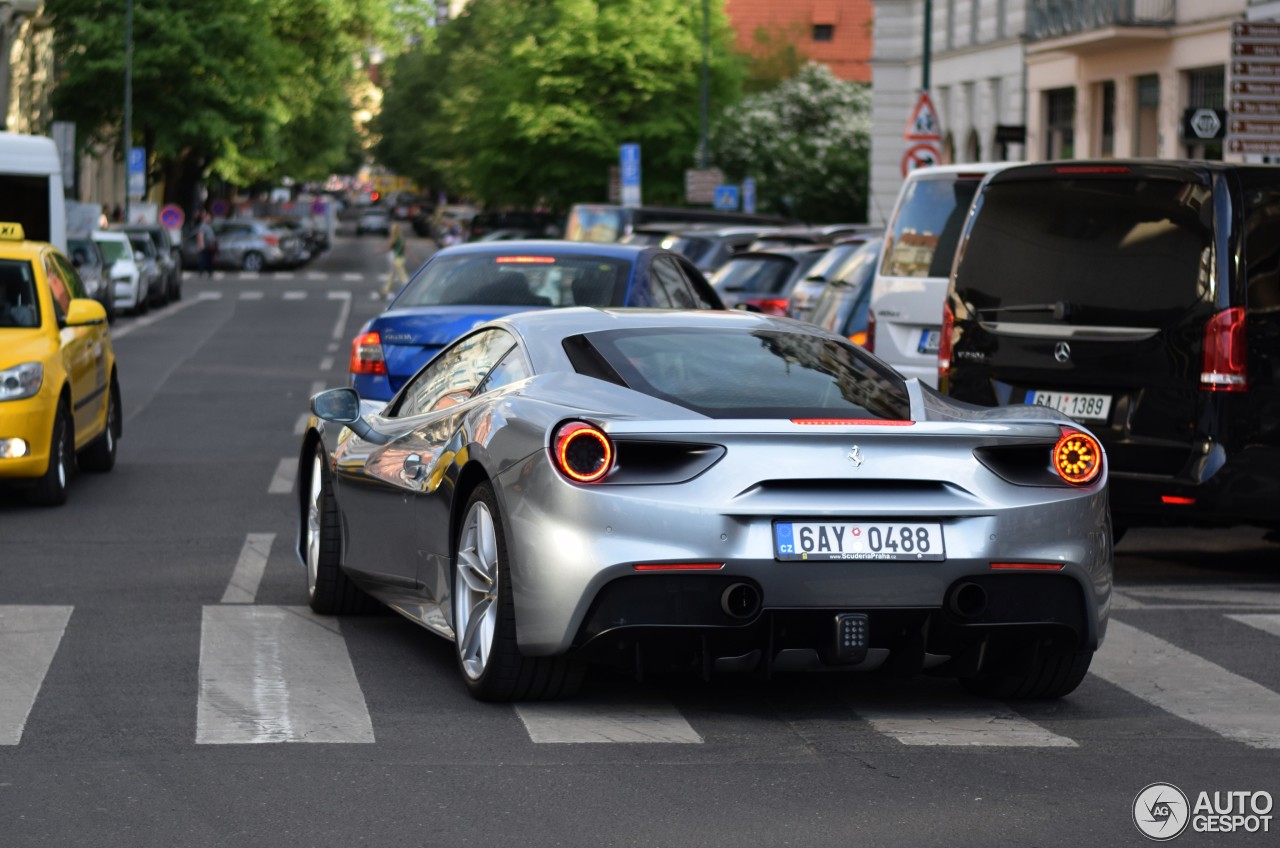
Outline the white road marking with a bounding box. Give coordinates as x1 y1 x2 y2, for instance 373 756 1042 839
268 458 297 495
327 342 338 353
306 272 327 280
342 272 363 281
1228 613 1280 640
109 295 208 340
309 380 325 396
197 606 375 744
1091 620 1280 749
275 272 295 280
293 412 310 436
212 271 227 280
0 606 73 745
516 696 703 743
852 697 1075 747
241 272 261 280
327 290 352 342
283 291 306 300
196 291 222 300
220 533 276 604
240 291 264 300
1115 585 1280 609
318 356 335 371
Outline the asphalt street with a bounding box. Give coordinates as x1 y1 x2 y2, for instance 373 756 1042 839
2 230 1279 847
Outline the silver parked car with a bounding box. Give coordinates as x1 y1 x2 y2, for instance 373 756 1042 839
297 309 1113 702
119 224 182 302
183 219 304 271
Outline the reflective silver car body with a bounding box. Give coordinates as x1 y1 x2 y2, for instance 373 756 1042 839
296 309 1111 680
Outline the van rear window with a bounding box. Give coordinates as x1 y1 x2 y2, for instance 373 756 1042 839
881 174 982 279
955 178 1212 326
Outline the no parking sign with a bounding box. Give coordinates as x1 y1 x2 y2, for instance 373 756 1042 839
159 204 185 230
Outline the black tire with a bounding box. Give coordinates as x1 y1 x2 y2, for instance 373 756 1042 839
960 649 1094 700
242 251 265 272
79 376 120 473
305 445 378 615
134 290 150 316
171 274 182 301
29 401 73 506
452 483 584 701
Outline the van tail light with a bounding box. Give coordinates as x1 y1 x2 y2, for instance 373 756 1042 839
349 331 387 376
865 309 876 353
744 297 789 315
1052 426 1103 485
551 421 614 484
938 301 955 381
263 234 280 247
1200 307 1247 392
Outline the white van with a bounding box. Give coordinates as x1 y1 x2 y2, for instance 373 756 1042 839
0 131 66 252
868 163 1009 386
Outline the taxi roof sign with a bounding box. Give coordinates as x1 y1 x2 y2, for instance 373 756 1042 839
0 222 25 241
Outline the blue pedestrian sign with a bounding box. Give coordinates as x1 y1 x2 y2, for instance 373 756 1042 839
127 147 146 200
619 143 641 207
713 185 740 211
741 178 756 214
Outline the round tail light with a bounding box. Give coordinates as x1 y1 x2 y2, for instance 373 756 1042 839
552 421 613 483
1053 428 1102 485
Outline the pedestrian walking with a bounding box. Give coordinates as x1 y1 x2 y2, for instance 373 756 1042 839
195 212 217 276
380 222 408 300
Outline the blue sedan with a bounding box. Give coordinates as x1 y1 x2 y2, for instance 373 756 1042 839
350 241 724 400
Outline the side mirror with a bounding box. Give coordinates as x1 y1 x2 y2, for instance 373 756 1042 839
64 298 108 327
310 387 391 444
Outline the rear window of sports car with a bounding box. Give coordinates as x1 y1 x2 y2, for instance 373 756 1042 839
567 328 911 420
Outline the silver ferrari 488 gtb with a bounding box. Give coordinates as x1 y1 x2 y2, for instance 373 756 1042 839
296 308 1112 701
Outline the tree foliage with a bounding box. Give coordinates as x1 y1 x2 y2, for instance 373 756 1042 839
711 62 870 223
375 0 743 208
45 0 419 207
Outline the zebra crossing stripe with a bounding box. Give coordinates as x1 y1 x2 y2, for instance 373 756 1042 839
342 273 363 281
293 412 310 436
283 291 306 300
220 533 275 604
515 696 703 743
0 606 73 745
1091 620 1280 749
197 291 222 300
196 606 375 743
240 291 264 300
1227 613 1280 640
851 696 1076 747
268 458 297 494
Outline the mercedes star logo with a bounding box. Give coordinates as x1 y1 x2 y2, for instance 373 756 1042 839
1054 341 1071 363
847 446 864 468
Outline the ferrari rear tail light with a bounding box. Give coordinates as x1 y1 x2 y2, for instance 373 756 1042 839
552 421 614 484
938 301 955 380
1201 307 1247 392
865 309 876 353
1052 427 1102 486
349 331 387 376
744 297 789 315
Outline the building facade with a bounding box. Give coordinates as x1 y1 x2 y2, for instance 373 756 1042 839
726 0 875 82
2 0 52 134
868 0 1028 225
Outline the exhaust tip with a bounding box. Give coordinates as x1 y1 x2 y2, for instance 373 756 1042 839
949 582 988 618
721 582 762 619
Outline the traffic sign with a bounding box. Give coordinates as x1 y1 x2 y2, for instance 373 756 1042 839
311 200 328 215
1228 22 1280 155
127 147 146 200
619 143 642 207
713 185 740 211
905 91 941 141
210 199 229 217
900 142 941 177
158 204 184 230
742 178 756 214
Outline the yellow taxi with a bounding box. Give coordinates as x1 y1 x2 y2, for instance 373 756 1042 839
0 222 119 505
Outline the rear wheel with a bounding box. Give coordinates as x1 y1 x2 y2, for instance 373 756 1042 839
79 376 120 473
242 252 265 272
452 483 584 701
960 649 1094 700
305 446 377 614
29 402 73 506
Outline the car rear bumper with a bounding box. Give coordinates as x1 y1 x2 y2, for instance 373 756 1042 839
1109 445 1280 529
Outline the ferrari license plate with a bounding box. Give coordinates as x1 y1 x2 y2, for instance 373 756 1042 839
774 522 945 561
1029 390 1112 423
918 328 941 354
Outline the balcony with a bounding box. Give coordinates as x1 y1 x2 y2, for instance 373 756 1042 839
1027 0 1175 45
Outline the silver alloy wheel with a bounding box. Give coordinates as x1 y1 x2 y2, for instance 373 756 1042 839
305 453 323 598
454 500 499 680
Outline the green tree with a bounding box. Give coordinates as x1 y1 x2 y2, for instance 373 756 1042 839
711 62 870 222
376 0 743 208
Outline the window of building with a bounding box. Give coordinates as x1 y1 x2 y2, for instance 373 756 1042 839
1185 66 1225 161
971 0 982 46
1134 74 1160 157
812 24 834 42
1098 81 1116 157
946 0 957 49
1045 87 1076 160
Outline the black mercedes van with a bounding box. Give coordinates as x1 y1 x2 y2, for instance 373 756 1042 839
942 161 1280 534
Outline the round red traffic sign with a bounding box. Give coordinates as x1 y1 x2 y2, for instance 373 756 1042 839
159 204 185 230
901 143 941 177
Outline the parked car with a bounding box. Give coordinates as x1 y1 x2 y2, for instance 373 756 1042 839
91 230 145 316
67 234 115 322
182 219 305 271
122 231 166 307
299 308 1112 701
349 241 723 401
0 221 120 505
119 224 182 302
468 210 562 241
807 238 883 347
943 160 1280 537
708 246 829 314
869 163 1010 386
629 225 781 274
787 235 881 322
356 207 391 237
565 203 788 242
